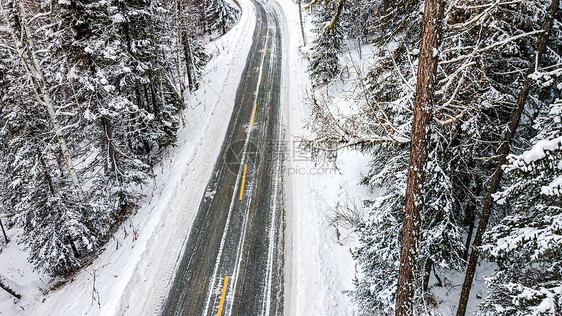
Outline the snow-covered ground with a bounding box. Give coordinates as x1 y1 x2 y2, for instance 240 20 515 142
0 0 256 314
276 1 376 315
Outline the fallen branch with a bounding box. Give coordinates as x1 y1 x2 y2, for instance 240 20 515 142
0 275 22 300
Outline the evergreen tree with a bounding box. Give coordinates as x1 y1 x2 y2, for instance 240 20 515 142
205 0 239 35
479 96 561 315
303 0 561 314
0 0 210 276
308 2 344 84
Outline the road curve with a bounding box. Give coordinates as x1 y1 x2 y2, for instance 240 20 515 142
161 0 284 315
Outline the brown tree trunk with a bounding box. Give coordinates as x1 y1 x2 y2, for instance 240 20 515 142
102 117 118 174
149 78 159 119
39 156 55 195
183 34 195 92
395 0 445 315
455 1 559 315
462 204 475 261
423 258 433 292
143 84 152 112
298 0 306 46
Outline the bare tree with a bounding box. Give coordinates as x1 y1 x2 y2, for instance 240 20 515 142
0 275 21 300
455 1 560 315
395 0 445 315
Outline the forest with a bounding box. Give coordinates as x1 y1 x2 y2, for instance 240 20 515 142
0 0 237 277
305 0 561 315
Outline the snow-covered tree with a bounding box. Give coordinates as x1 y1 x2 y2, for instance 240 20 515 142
480 98 562 315
206 0 239 35
304 0 561 314
308 1 345 84
0 0 211 276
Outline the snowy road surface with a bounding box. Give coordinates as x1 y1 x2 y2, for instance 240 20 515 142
161 0 285 315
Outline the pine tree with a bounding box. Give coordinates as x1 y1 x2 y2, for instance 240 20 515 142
0 0 202 276
308 2 344 84
206 0 239 35
0 0 99 276
479 98 562 316
303 0 561 314
456 1 560 314
395 0 445 314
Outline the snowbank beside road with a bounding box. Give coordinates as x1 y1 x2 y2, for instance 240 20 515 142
274 0 375 315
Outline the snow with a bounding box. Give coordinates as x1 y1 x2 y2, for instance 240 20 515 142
518 136 562 165
110 14 126 23
541 176 562 196
430 264 495 315
0 0 256 313
275 0 379 314
0 226 48 314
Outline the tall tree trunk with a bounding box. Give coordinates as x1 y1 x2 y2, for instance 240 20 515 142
102 117 119 174
149 78 160 119
135 87 143 110
143 84 152 112
462 203 475 261
39 156 55 195
175 0 187 107
455 1 559 315
395 0 445 315
298 0 306 46
183 34 195 92
0 0 85 203
423 258 433 292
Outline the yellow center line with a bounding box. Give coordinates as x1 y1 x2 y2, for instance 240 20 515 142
237 20 268 200
251 103 258 126
239 164 248 200
216 276 230 316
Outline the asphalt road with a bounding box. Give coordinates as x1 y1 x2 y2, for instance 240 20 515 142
161 1 284 315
